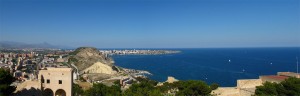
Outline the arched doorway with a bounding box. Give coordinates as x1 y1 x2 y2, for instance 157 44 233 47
43 88 53 96
55 89 66 96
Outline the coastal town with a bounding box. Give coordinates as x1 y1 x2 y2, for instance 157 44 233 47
0 47 180 96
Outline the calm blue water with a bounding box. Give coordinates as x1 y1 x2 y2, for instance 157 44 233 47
112 48 300 87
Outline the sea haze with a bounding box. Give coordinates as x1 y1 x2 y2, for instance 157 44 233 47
113 47 300 87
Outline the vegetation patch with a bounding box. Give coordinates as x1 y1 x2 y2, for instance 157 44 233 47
255 77 300 96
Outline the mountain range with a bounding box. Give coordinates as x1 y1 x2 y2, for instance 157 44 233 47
0 41 71 49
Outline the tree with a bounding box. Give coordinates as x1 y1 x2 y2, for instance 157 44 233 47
85 83 121 96
123 78 163 96
14 87 42 96
279 77 300 95
255 77 300 96
113 80 121 86
157 82 179 93
135 77 158 85
0 68 16 96
107 85 122 96
176 80 212 96
73 83 84 96
255 82 279 95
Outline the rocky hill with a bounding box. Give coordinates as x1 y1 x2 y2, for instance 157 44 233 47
68 47 116 75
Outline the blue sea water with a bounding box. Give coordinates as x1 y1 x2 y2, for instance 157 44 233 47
112 48 300 87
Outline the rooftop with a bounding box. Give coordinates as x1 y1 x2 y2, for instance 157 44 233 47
260 75 289 81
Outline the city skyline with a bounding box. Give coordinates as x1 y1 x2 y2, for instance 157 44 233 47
1 0 299 48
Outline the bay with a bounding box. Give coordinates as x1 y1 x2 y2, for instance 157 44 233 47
112 48 300 86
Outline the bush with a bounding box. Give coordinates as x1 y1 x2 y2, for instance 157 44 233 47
210 83 219 90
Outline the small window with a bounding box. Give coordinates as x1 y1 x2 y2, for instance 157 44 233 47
59 80 62 84
47 79 50 84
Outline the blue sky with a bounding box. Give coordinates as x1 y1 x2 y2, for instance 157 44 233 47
0 0 299 48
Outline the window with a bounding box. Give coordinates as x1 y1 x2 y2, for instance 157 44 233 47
41 79 44 83
47 79 50 84
59 80 62 84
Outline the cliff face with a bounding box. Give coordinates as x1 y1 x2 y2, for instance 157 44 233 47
68 47 115 74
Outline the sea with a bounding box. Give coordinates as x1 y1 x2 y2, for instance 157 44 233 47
111 47 300 87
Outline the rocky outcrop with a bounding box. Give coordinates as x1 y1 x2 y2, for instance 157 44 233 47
68 47 116 75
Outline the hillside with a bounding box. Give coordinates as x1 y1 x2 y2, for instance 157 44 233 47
68 47 116 75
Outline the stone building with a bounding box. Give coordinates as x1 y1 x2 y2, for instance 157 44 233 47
38 68 73 96
15 67 73 96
